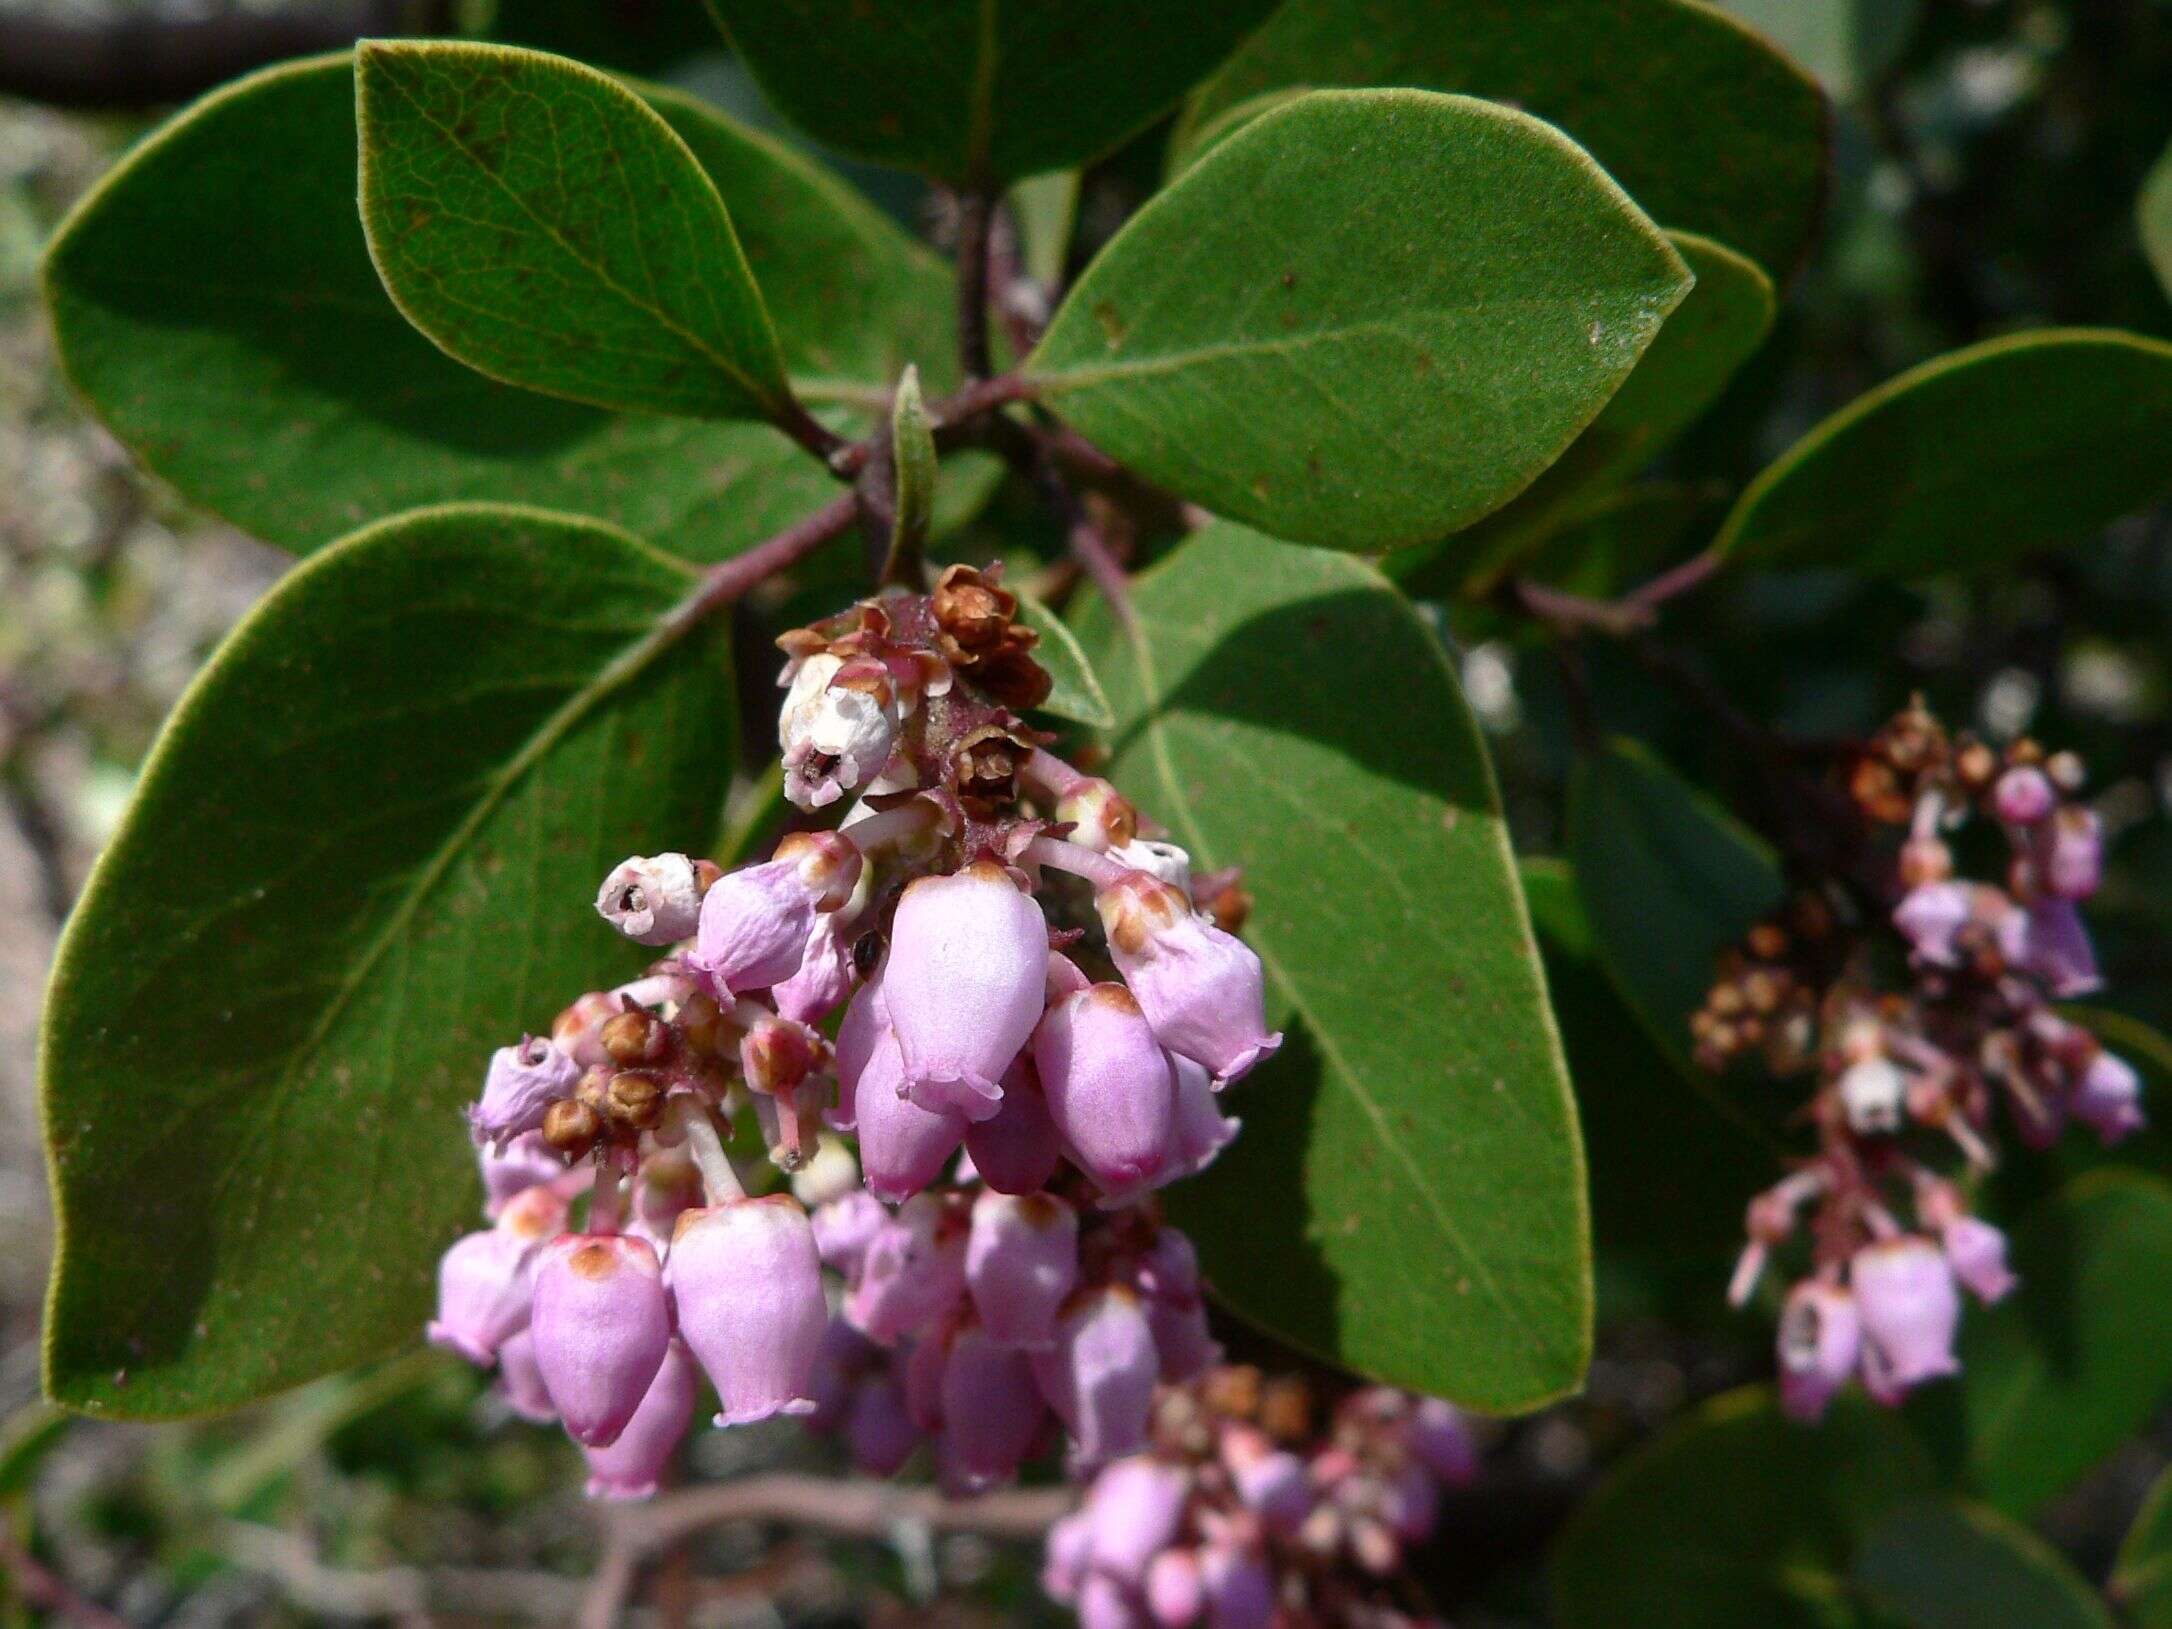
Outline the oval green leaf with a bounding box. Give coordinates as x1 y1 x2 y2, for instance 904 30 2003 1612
1907 1171 2172 1518
40 505 735 1417
1553 1386 1934 1629
1030 90 1693 553
700 0 1280 183
2114 1462 2172 1626
1713 0 1922 99
1716 329 2172 576
357 41 789 421
44 54 954 559
1567 739 1785 1084
1175 0 1829 277
1076 522 1591 1411
2144 141 2172 304
1851 1501 2111 1629
1016 589 1115 729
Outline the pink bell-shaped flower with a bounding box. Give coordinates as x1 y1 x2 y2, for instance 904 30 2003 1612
831 963 889 1124
531 1232 673 1446
477 1129 562 1219
691 831 860 996
965 1057 1065 1195
2072 1049 2145 1142
1851 1236 1961 1392
773 909 858 1023
852 1029 969 1202
1163 1054 1241 1185
1145 1548 1205 1628
1043 1512 1093 1603
1941 1216 2017 1302
594 851 706 945
582 1338 699 1500
1032 1285 1160 1465
1776 1278 1861 1422
667 1195 827 1427
1408 1396 1480 1486
812 1188 889 1276
2038 806 2103 900
469 1035 581 1149
1080 1573 1150 1629
1037 984 1177 1198
1198 1542 1274 1629
848 1192 969 1343
847 1370 925 1475
2011 897 2101 996
1084 1455 1192 1583
1220 1422 1311 1535
494 1328 557 1423
426 1185 564 1364
886 861 1049 1120
1891 881 1986 968
1993 766 2056 826
966 1190 1079 1349
1097 874 1280 1084
940 1323 1049 1486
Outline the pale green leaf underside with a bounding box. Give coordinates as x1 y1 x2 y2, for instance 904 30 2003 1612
41 506 734 1417
1078 523 1590 1411
1031 89 1693 552
1851 1501 2112 1629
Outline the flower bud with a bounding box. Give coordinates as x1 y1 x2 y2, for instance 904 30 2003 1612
477 1130 561 1219
1056 777 1139 852
1031 1285 1159 1465
1408 1396 1480 1486
1837 1054 1906 1135
1037 984 1177 1199
494 1327 557 1422
1776 1279 1860 1421
887 862 1049 1120
851 1029 969 1203
964 1058 1065 1195
846 1372 923 1475
595 852 706 945
605 1069 666 1132
582 1338 698 1500
601 1007 670 1068
629 1146 703 1257
691 832 861 997
667 1196 827 1427
1851 1236 1961 1392
966 1190 1080 1349
781 652 904 810
1220 1423 1311 1535
790 1133 861 1208
1145 1548 1204 1628
1993 766 2055 826
542 1096 604 1159
1197 1542 1274 1629
1097 874 1281 1085
740 1013 824 1098
1083 1455 1192 1583
1941 1216 2017 1302
2072 1049 2144 1143
1112 837 1193 897
848 1192 969 1344
531 1233 672 1446
940 1324 1049 1486
2038 806 2103 900
470 1035 581 1149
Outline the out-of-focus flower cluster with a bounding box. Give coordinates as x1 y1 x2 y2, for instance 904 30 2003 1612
1705 700 2142 1420
424 566 1281 1499
1044 1366 1480 1629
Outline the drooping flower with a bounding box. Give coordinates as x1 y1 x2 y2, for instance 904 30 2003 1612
582 1338 699 1500
885 861 1049 1120
1032 1285 1160 1466
667 1196 828 1427
690 831 861 997
965 1189 1079 1349
594 851 708 945
1036 984 1176 1199
1775 1279 1861 1421
1097 873 1280 1085
1851 1236 1961 1392
469 1035 582 1150
530 1233 673 1446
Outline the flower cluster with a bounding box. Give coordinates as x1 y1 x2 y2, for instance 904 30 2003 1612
1705 700 2143 1419
1043 1366 1480 1629
425 564 1281 1498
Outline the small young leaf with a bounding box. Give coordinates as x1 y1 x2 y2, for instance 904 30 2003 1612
2139 139 2172 305
1010 170 1080 292
888 365 938 564
1030 90 1693 552
1908 1171 2172 1518
1175 0 1829 277
358 41 791 421
1567 740 1786 1083
2114 1461 2172 1627
1851 1501 2112 1629
1716 329 2172 577
40 506 735 1417
42 56 965 560
1077 523 1591 1412
1015 590 1115 729
1552 1386 1933 1629
701 0 1280 183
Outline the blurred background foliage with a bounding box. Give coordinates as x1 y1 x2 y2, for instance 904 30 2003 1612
2 0 2170 1622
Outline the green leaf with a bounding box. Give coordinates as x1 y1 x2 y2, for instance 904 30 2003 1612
1523 860 1770 1301
1030 90 1693 553
888 365 937 560
1010 171 1080 292
1175 0 1829 277
1432 231 1774 594
357 41 789 422
1016 590 1114 729
1553 1386 1934 1629
2140 140 2172 306
1716 329 2172 577
1712 0 1921 99
40 505 735 1417
1851 1501 2111 1629
2114 1461 2172 1627
43 54 952 560
1077 523 1591 1411
700 0 1281 183
1567 739 1785 1083
1907 1171 2172 1518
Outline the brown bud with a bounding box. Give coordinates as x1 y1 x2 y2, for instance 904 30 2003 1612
677 991 733 1060
1203 1364 1263 1421
601 1008 670 1067
605 1070 666 1131
951 723 1033 812
542 1097 602 1157
1745 922 1789 962
1258 1376 1314 1444
932 563 1018 653
972 642 1054 711
1954 739 1999 793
